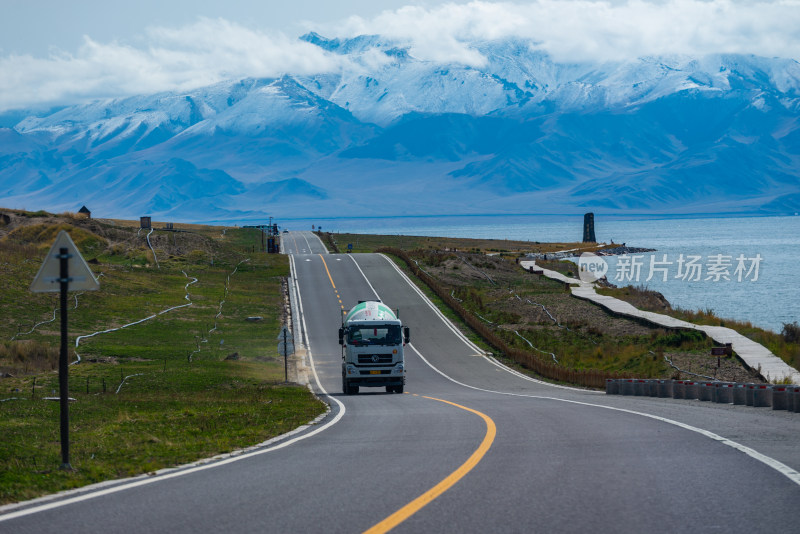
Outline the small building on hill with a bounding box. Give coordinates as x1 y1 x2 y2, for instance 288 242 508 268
78 206 91 219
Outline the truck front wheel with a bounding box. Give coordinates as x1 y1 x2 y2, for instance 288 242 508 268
343 378 359 395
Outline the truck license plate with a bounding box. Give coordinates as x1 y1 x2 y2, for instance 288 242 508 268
370 370 381 375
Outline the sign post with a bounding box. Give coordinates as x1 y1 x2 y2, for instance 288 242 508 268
31 231 100 469
277 325 294 383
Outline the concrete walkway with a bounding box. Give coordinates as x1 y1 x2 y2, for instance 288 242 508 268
520 260 800 384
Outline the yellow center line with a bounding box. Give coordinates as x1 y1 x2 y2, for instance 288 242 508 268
319 254 337 290
363 395 497 534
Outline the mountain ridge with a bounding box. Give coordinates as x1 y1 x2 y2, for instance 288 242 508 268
1 34 799 222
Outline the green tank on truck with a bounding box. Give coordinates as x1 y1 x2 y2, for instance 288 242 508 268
338 300 409 395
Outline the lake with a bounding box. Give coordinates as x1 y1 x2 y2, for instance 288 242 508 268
283 214 799 334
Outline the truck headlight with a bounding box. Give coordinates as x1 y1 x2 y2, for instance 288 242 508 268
347 365 358 375
393 363 404 374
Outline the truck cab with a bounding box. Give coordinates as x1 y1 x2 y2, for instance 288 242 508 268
339 301 409 395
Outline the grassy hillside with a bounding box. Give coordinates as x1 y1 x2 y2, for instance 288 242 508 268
0 209 324 504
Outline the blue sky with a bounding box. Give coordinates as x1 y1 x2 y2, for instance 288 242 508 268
2 1 799 111
0 0 448 56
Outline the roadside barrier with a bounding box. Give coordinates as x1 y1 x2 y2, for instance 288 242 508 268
621 379 634 395
791 387 800 413
684 381 698 400
771 386 789 410
698 382 716 401
657 379 673 398
733 383 747 405
714 383 734 404
604 378 799 414
752 384 771 407
746 384 755 406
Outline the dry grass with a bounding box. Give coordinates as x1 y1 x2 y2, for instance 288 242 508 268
0 240 39 263
0 340 59 375
3 222 107 252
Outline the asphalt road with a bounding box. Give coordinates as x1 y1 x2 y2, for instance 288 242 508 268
3 231 799 533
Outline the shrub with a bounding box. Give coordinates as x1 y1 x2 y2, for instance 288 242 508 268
782 322 800 344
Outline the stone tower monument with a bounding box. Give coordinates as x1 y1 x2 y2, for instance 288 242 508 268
583 213 596 243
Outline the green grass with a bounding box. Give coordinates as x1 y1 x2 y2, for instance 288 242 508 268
388 249 717 380
0 216 324 504
333 232 603 255
597 285 800 369
1 370 321 503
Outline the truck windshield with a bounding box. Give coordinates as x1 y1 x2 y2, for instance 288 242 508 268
347 325 401 346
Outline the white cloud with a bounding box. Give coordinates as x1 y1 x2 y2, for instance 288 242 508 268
0 17 343 111
2 2 800 112
335 0 800 64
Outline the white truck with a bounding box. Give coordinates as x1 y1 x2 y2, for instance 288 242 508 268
339 300 409 395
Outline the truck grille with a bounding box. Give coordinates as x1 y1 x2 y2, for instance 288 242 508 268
357 354 393 365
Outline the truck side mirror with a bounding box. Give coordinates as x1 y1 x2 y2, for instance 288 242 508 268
338 327 344 345
403 326 410 344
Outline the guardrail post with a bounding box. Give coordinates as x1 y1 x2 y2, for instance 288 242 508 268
770 386 789 410
732 383 747 405
698 382 715 401
791 386 800 413
673 380 685 399
605 379 619 395
752 384 772 407
714 383 733 404
657 379 673 398
621 379 634 395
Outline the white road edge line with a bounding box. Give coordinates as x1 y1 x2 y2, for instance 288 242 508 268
348 254 381 300
300 232 315 254
409 343 800 487
0 256 346 523
376 253 589 392
367 254 800 488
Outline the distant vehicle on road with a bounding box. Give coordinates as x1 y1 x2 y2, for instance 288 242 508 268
339 300 409 394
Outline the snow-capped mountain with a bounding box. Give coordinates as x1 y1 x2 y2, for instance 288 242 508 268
1 33 799 222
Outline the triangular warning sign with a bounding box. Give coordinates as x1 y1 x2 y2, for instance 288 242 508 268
276 325 292 341
30 230 100 293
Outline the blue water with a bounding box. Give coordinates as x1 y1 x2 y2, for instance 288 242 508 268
283 214 799 333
